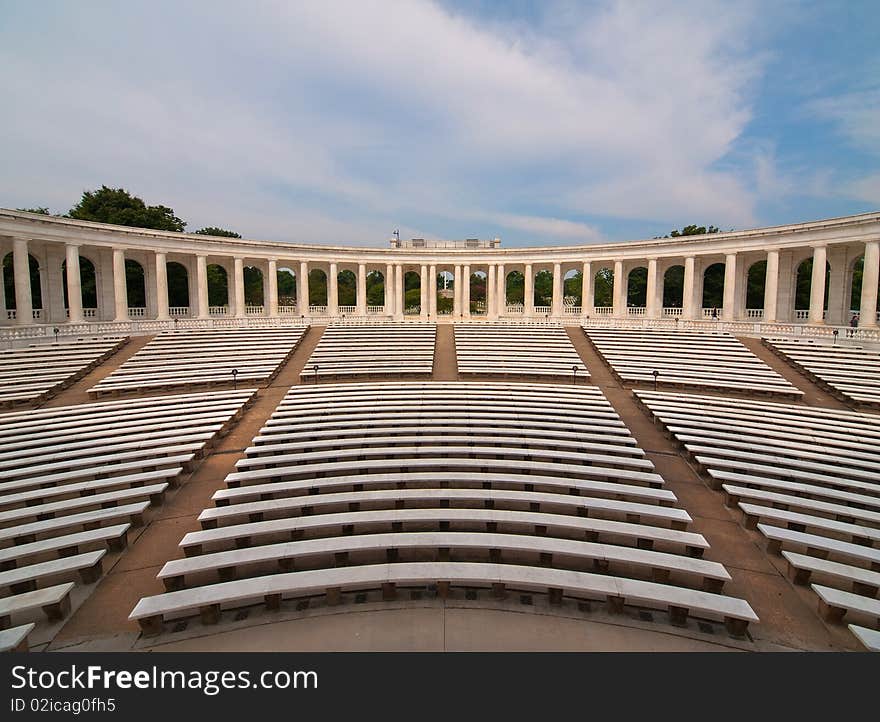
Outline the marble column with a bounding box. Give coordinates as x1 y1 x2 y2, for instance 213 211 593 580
763 249 779 323
13 239 33 325
682 256 695 320
722 253 736 321
267 259 279 317
195 255 209 318
646 258 659 319
462 264 471 318
298 261 309 314
112 248 128 322
453 264 462 316
419 264 428 318
612 260 624 317
395 264 404 319
428 264 437 317
328 262 339 316
581 261 592 315
859 240 879 328
357 263 367 315
155 252 169 320
496 263 506 317
385 263 393 315
808 245 827 324
233 257 245 318
65 243 83 323
487 265 497 319
524 263 534 316
551 263 562 317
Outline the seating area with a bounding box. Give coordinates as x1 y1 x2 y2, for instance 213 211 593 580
454 324 587 379
763 338 880 409
88 328 306 398
0 338 128 407
635 389 880 651
584 328 802 398
0 388 257 647
301 323 435 380
130 382 757 639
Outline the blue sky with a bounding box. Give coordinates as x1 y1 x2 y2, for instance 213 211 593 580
1 0 878 246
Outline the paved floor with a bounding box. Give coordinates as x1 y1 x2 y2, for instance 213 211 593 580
29 323 865 651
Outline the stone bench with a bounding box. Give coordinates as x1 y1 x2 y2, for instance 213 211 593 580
782 551 880 597
0 524 130 570
201 487 690 530
0 447 198 483
848 624 880 651
738 502 880 545
0 549 106 594
0 582 74 630
0 463 184 500
179 507 709 557
0 502 149 546
130 561 756 638
713 469 880 508
757 524 880 568
812 583 880 626
0 623 35 652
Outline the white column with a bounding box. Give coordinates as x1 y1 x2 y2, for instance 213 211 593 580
155 252 169 320
428 264 437 317
65 243 83 323
395 264 404 319
682 256 695 320
612 260 624 317
195 254 209 318
551 263 562 317
722 253 737 321
487 264 497 319
267 259 279 317
859 240 879 328
357 263 367 315
419 264 428 318
298 261 309 314
764 249 779 323
646 258 659 319
233 257 245 318
581 262 592 315
462 264 471 317
808 245 827 324
524 263 534 316
496 263 506 317
385 263 393 314
328 262 338 316
112 248 128 322
12 239 33 325
453 264 462 316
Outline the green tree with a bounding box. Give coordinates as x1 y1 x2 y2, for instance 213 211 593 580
243 267 263 305
16 207 50 215
366 271 384 306
207 265 229 306
534 269 552 306
594 267 613 307
662 224 721 238
194 227 241 238
627 267 647 306
68 186 185 231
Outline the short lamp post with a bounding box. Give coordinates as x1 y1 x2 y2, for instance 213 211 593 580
572 365 578 385
53 327 59 343
313 364 319 384
231 368 239 390
833 328 839 346
652 369 659 391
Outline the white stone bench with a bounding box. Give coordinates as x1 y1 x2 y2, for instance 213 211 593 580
179 507 709 557
781 551 880 596
0 463 184 500
0 582 74 629
738 503 880 545
848 624 880 651
0 549 106 594
0 623 35 652
201 487 689 530
0 502 149 546
213 470 676 508
756 523 880 567
712 469 880 508
723 484 880 528
130 561 756 638
0 447 198 483
0 524 130 569
812 583 880 626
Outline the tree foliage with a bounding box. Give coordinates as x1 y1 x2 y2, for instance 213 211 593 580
68 186 185 232
194 227 241 238
16 207 50 215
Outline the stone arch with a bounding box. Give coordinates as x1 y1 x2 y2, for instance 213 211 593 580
593 266 613 307
166 261 189 309
437 270 454 314
337 269 356 307
3 252 42 312
746 260 766 310
366 269 384 307
794 257 830 311
563 268 582 306
662 265 684 308
124 259 146 308
277 266 296 307
208 264 229 307
243 266 264 306
60 255 98 310
702 262 725 310
627 266 648 307
308 268 328 306
533 268 552 308
505 269 525 306
404 270 422 314
469 269 487 314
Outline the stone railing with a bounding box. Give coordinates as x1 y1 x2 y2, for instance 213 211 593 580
746 308 764 319
593 306 613 316
534 306 551 315
209 306 229 316
628 306 646 316
169 306 189 317
366 305 385 314
663 307 683 317
278 305 298 315
128 307 146 318
506 304 524 314
339 305 357 314
245 305 264 315
308 305 327 315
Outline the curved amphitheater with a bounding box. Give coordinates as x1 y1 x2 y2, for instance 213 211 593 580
0 210 878 652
